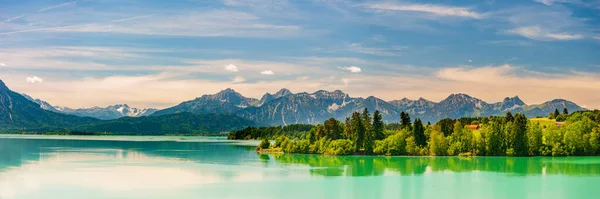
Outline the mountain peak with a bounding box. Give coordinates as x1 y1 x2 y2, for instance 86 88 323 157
274 88 292 98
503 96 525 106
0 80 7 91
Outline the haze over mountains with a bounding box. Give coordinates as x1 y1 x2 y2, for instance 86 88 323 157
1 78 585 133
23 94 157 120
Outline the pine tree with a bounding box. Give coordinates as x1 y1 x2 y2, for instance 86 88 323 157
361 108 374 154
400 111 412 130
505 112 514 123
413 118 426 146
563 108 569 115
351 112 365 152
372 110 385 140
554 109 560 118
512 113 529 156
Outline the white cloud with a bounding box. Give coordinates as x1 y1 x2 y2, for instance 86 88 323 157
225 64 239 72
365 3 483 19
26 76 43 84
468 60 472 63
38 1 77 12
260 70 275 75
506 26 583 41
0 63 6 66
0 15 24 24
534 0 571 6
339 66 362 73
232 76 246 83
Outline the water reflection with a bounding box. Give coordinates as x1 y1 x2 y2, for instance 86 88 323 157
271 154 600 177
1 136 600 199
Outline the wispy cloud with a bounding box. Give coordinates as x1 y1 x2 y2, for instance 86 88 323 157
506 26 583 41
38 1 77 12
364 3 483 19
0 63 6 67
345 43 406 56
0 15 25 24
232 76 246 83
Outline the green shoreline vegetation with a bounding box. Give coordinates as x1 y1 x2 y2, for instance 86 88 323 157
230 108 600 157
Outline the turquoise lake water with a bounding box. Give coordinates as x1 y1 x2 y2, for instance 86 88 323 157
1 135 599 199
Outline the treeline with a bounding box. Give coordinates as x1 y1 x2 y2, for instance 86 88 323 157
244 108 600 156
227 124 314 140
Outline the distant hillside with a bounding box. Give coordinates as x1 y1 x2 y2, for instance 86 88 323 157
77 112 257 135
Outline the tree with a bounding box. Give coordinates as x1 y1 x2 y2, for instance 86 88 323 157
428 129 447 156
344 117 352 140
258 138 270 150
554 109 560 118
511 113 528 156
351 112 365 152
437 118 455 136
527 123 543 156
563 108 569 115
400 111 411 130
372 110 385 140
361 108 374 154
324 118 342 140
413 118 426 146
483 119 504 156
505 112 514 123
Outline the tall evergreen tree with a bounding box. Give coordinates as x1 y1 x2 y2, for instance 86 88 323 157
554 109 560 118
344 117 352 140
400 111 412 130
563 108 569 115
512 113 529 156
361 108 374 154
324 118 342 140
413 118 426 146
351 112 365 152
372 110 385 140
505 112 514 123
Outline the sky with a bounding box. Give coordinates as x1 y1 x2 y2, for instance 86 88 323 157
0 0 599 109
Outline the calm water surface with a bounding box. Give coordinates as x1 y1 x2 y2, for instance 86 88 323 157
1 135 599 199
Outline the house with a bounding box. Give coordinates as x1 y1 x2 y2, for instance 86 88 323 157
465 124 481 130
556 122 565 127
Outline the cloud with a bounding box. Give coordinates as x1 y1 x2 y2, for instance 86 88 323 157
0 15 25 24
341 78 350 86
232 76 246 83
468 60 472 63
26 76 43 83
339 66 362 73
346 43 399 56
506 26 583 41
534 0 571 6
260 70 275 75
364 3 483 19
0 63 6 67
1 11 304 38
38 1 77 12
225 64 239 72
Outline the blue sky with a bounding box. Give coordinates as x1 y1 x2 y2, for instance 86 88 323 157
0 0 599 109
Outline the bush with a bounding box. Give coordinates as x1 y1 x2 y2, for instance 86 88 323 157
325 139 355 155
373 132 407 156
258 138 271 150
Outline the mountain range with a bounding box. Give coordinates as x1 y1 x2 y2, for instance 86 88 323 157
22 94 157 120
2 78 586 131
152 88 584 125
0 80 254 134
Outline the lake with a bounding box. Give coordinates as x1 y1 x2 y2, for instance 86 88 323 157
1 135 599 199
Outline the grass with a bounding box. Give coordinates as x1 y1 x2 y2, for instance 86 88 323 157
529 118 557 127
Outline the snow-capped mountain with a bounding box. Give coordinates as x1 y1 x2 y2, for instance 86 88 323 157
22 94 157 120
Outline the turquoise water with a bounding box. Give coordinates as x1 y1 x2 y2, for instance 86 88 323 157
1 135 599 199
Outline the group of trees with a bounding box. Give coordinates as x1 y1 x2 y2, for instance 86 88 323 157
549 108 569 121
231 108 600 156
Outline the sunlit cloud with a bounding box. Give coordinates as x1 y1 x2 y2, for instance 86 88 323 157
225 64 239 72
260 70 275 75
506 26 583 41
25 76 43 84
232 76 246 83
339 66 362 73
